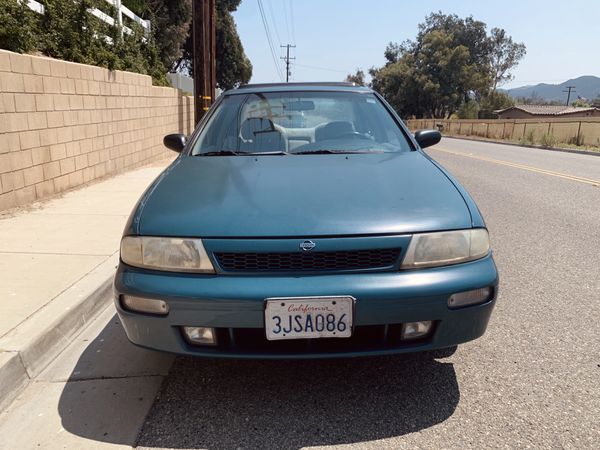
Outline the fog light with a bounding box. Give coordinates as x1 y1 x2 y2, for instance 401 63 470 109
448 287 492 309
401 321 433 340
183 327 217 346
121 295 168 315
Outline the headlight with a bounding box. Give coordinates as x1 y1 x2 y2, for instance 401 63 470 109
120 236 215 273
401 229 490 269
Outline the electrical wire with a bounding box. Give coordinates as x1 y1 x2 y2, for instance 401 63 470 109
265 0 282 47
256 0 284 81
293 62 350 73
282 0 291 43
289 0 296 44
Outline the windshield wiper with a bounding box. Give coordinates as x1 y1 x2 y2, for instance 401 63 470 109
197 150 290 156
243 151 290 156
196 150 240 156
293 149 383 155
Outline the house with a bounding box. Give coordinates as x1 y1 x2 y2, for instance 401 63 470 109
495 105 600 119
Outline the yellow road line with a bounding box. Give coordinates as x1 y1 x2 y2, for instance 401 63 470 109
432 147 600 187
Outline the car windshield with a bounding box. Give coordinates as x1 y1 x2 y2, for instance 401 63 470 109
191 91 412 155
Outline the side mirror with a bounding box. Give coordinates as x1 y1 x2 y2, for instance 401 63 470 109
163 133 187 153
414 129 442 149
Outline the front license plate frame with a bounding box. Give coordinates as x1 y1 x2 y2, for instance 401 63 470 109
264 296 355 341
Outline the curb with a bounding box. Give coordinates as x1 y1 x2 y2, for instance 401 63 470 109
443 135 600 157
0 254 117 411
0 353 28 413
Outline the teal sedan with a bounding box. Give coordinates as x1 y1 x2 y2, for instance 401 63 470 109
114 82 498 358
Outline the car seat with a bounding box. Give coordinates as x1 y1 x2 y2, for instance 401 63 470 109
315 121 355 141
239 117 285 152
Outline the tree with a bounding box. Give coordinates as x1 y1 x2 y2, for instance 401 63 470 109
479 91 514 111
571 98 591 108
146 0 192 70
122 0 146 16
371 12 526 118
456 100 479 119
489 27 526 91
370 53 424 118
214 1 252 89
516 93 562 106
413 12 492 69
383 42 402 64
345 69 366 86
372 25 491 118
0 0 38 53
37 0 108 66
178 0 252 90
0 0 170 84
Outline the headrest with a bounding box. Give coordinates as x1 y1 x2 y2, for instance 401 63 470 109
240 117 276 141
315 121 354 141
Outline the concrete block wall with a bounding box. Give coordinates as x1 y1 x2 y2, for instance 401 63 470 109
0 50 194 212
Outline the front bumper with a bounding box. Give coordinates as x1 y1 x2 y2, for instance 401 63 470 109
114 253 499 358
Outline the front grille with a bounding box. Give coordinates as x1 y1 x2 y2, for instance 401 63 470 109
214 248 401 273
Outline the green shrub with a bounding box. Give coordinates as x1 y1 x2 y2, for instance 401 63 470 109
1 0 167 85
38 0 102 65
0 0 38 53
457 101 479 119
520 129 535 145
540 133 557 148
567 134 585 146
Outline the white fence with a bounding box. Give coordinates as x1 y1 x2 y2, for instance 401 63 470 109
26 0 150 39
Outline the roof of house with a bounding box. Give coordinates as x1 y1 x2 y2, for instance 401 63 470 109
495 105 600 116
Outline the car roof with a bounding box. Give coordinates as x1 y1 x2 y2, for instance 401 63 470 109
223 82 373 96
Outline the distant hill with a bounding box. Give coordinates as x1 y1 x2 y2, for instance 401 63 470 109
504 76 600 103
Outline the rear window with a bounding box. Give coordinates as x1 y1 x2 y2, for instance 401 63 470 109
191 91 412 155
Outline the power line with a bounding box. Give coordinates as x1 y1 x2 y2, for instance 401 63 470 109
563 85 576 105
281 44 296 82
265 0 282 46
293 62 349 73
257 0 283 80
282 0 291 43
256 0 284 81
289 0 296 44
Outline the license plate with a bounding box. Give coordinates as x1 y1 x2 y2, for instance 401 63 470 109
265 296 354 341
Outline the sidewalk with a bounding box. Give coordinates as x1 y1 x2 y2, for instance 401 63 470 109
0 158 173 410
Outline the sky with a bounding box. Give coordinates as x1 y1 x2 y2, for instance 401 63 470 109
233 0 600 89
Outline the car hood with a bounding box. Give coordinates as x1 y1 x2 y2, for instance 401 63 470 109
132 152 472 237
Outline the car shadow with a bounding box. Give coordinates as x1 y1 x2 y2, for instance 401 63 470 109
55 314 174 447
57 317 459 449
136 354 459 448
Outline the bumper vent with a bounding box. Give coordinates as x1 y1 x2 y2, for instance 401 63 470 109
214 248 401 273
182 324 435 356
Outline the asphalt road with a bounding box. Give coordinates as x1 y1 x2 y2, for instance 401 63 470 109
131 138 600 449
6 138 596 449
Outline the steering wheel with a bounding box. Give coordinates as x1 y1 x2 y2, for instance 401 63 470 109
337 131 374 141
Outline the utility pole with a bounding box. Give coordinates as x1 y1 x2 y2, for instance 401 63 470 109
280 44 296 83
563 86 576 106
192 0 216 125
